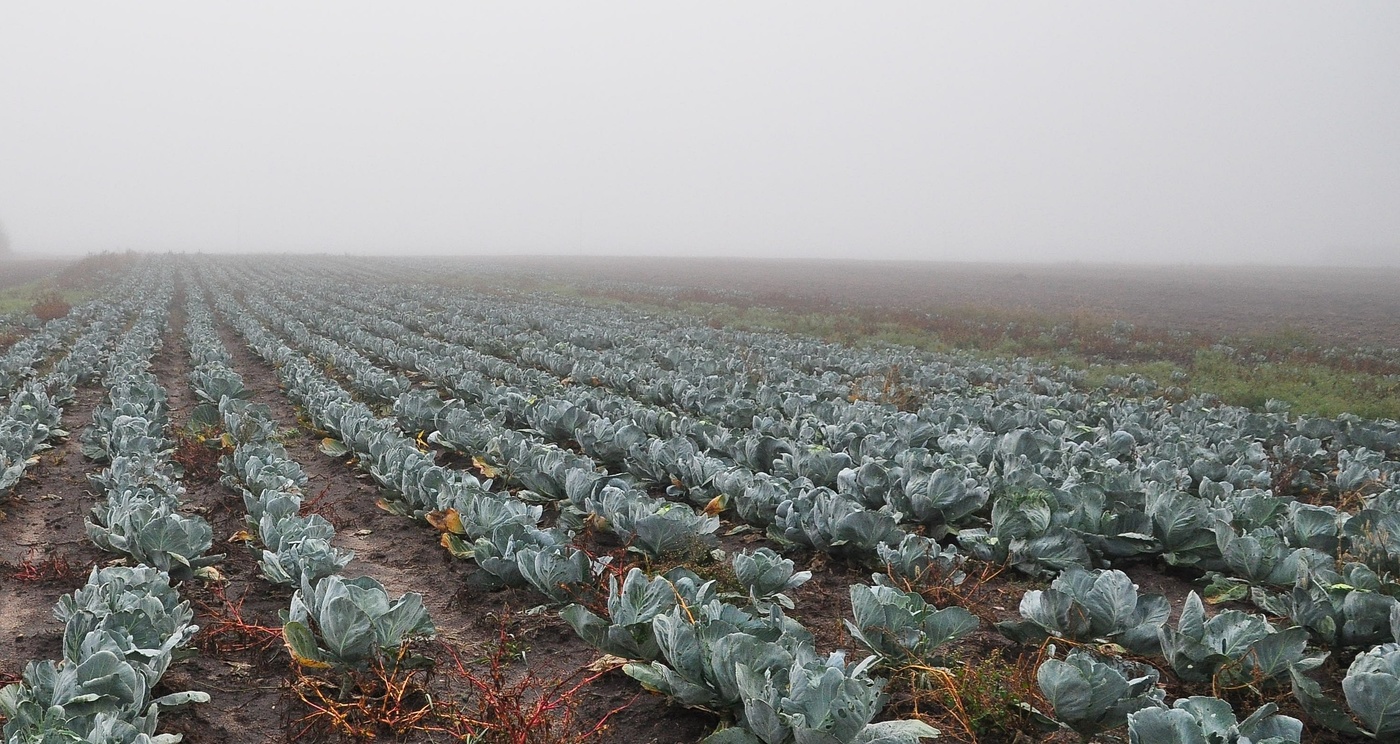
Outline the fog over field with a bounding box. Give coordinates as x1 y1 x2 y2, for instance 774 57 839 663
1 2 1397 265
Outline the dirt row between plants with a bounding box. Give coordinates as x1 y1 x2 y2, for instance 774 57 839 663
136 292 712 743
133 292 288 743
0 383 111 686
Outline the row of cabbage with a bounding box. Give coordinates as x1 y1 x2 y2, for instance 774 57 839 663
1 284 149 502
489 265 1400 397
0 298 132 502
185 290 352 588
287 278 1400 587
0 310 26 343
182 284 435 676
1 268 213 744
255 275 1400 634
195 271 952 743
0 384 65 502
1 288 142 503
269 274 1400 582
200 259 1400 739
229 267 1321 739
217 267 1273 742
245 284 972 566
232 274 977 624
80 282 220 582
0 306 82 400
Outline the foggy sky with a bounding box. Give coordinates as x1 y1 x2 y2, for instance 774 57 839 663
1 3 1397 265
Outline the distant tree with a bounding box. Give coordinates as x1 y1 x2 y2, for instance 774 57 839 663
0 217 11 258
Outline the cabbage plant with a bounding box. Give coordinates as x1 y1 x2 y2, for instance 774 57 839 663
624 599 813 713
516 543 608 605
1292 609 1400 741
282 575 435 669
1145 489 1222 569
0 651 208 744
1158 593 1324 689
0 449 35 495
731 548 811 611
1126 697 1301 744
256 512 354 586
562 567 714 661
1 567 207 744
958 488 1091 577
999 567 1169 655
1214 521 1330 589
1253 563 1399 649
189 362 248 404
56 566 198 685
846 584 978 666
889 465 989 535
471 526 565 588
86 498 221 582
1037 647 1165 739
583 486 720 559
872 533 967 590
771 489 903 557
704 651 941 744
1343 642 1400 739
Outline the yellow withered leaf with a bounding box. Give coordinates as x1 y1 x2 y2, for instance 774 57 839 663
284 622 333 669
586 654 628 673
425 508 465 535
472 457 500 478
444 508 464 534
290 650 333 670
441 532 473 559
319 438 351 458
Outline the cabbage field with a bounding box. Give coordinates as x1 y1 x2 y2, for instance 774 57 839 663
2 254 1399 743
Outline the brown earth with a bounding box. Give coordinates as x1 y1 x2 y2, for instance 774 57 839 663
469 257 1400 348
142 293 290 744
0 383 111 686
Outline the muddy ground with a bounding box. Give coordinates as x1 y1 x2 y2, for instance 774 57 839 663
472 257 1400 348
0 383 112 685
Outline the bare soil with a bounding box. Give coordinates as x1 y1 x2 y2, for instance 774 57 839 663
0 383 110 685
475 257 1400 348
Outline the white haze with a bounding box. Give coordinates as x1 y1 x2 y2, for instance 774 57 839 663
0 2 1397 265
